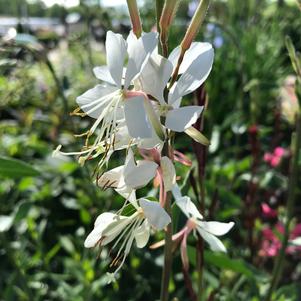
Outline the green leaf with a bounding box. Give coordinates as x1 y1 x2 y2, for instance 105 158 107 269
14 201 33 223
203 251 254 278
0 156 40 178
60 236 75 254
188 247 254 279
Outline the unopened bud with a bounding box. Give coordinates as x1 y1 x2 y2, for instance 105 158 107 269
159 0 180 56
160 0 179 35
181 0 210 51
126 0 142 38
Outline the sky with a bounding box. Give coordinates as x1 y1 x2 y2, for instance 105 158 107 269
41 0 126 7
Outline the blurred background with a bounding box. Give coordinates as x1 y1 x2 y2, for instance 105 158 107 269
1 0 301 300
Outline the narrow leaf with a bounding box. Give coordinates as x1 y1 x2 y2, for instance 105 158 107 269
0 156 40 178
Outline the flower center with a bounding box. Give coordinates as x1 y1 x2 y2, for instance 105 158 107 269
137 207 145 218
159 104 172 117
187 218 198 230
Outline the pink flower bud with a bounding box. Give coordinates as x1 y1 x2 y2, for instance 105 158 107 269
126 0 142 38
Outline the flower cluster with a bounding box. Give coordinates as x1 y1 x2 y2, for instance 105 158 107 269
55 29 234 280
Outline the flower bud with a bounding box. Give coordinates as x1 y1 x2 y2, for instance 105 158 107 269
126 0 142 38
159 0 179 35
181 0 210 51
159 0 180 56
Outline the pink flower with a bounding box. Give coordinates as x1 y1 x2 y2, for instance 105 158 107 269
264 153 273 163
259 223 301 257
261 203 277 219
264 146 287 168
270 156 281 167
274 147 285 157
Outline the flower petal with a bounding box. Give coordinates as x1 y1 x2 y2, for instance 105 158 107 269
139 53 173 104
168 42 212 75
168 46 214 104
197 227 227 252
197 221 234 236
134 220 150 248
97 165 125 189
93 66 116 86
165 106 203 132
84 212 117 248
106 31 127 88
101 215 133 245
124 31 158 89
128 190 140 210
124 160 158 189
76 84 118 119
160 156 176 191
124 96 152 138
175 196 203 220
139 198 171 230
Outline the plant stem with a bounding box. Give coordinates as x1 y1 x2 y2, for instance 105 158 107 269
156 0 164 55
160 134 173 301
193 85 207 301
197 176 205 301
160 190 173 301
157 3 173 300
265 114 301 301
45 58 69 119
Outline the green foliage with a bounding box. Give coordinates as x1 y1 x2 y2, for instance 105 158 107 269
0 157 40 178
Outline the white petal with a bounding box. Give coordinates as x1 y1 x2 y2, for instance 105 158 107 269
165 106 203 132
197 228 227 252
198 221 234 236
138 134 163 149
101 215 133 245
124 160 158 189
139 53 173 104
124 96 152 138
97 165 125 189
168 42 213 75
93 66 116 85
76 84 118 118
139 198 171 230
171 184 182 200
169 46 214 104
128 190 140 210
134 220 150 248
125 31 158 89
112 124 136 150
160 156 176 191
106 31 127 88
175 196 203 220
84 212 116 248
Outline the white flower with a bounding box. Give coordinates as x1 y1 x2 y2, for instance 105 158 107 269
76 30 158 145
97 148 158 196
138 42 214 133
174 192 234 252
97 149 176 196
84 198 171 277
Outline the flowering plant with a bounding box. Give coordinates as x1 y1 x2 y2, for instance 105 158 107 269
54 0 234 299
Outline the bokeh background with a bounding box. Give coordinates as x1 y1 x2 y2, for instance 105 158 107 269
1 0 301 300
